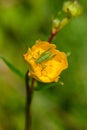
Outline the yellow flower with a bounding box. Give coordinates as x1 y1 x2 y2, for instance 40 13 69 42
24 40 68 83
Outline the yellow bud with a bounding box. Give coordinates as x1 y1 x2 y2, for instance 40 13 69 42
59 18 69 30
63 1 82 17
52 19 60 29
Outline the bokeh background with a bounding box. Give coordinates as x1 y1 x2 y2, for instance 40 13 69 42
0 0 87 130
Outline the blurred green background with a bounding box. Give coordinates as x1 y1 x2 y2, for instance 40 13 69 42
0 0 87 130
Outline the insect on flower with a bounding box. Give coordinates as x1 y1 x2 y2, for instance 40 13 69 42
35 48 56 66
24 40 68 83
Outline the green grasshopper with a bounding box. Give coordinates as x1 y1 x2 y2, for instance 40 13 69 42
36 48 52 64
35 48 56 69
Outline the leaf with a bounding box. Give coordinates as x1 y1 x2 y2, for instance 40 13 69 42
35 82 59 91
0 55 24 79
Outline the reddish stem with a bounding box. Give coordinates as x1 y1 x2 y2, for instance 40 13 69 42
48 30 57 43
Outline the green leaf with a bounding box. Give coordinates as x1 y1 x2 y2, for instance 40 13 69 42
35 82 59 91
0 55 24 79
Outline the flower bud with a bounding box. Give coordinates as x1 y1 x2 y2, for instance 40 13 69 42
63 1 82 17
52 19 60 29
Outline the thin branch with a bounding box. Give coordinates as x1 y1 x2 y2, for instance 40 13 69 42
25 70 34 130
48 30 58 43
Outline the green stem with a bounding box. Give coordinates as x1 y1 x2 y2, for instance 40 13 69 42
25 70 34 130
